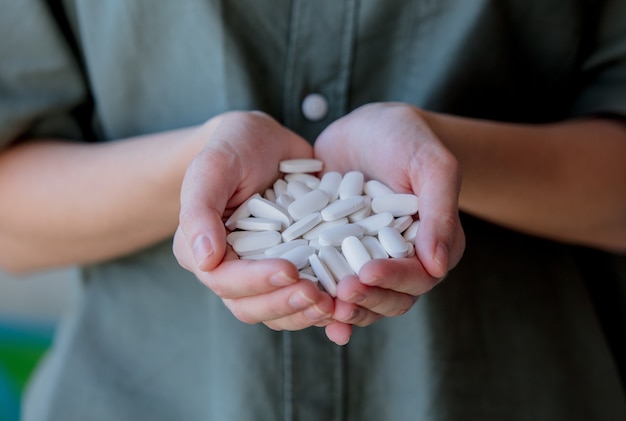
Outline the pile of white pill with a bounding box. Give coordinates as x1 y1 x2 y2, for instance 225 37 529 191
225 159 420 297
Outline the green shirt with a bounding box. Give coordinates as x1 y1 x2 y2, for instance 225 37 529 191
2 1 626 420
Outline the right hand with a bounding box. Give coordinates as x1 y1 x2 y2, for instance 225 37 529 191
173 111 336 333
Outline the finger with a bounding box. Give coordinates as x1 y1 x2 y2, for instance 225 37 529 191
408 143 464 278
358 258 440 296
331 299 384 327
324 321 353 346
335 275 417 318
223 280 334 325
179 150 236 271
195 256 300 299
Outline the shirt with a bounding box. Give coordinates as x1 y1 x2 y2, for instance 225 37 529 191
2 1 626 420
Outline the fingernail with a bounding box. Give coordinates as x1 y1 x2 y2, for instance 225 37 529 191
193 235 213 266
433 242 449 277
347 292 366 304
304 305 330 322
288 290 314 310
269 271 297 287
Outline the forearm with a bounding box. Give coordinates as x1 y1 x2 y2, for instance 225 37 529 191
0 127 203 273
422 111 626 252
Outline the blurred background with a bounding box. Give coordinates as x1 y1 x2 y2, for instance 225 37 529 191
0 268 77 421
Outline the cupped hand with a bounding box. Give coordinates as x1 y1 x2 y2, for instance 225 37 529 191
173 111 336 333
314 102 466 342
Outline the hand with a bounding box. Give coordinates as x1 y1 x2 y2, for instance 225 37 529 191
314 103 466 343
173 111 335 333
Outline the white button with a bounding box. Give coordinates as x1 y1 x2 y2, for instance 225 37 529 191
301 93 329 121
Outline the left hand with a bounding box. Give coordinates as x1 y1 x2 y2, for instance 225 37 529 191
314 102 466 344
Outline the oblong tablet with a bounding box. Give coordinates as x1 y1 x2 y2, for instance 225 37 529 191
364 180 395 198
235 217 282 231
341 236 372 274
286 180 312 199
280 245 316 270
319 246 354 279
371 194 419 217
391 215 413 233
320 196 365 221
248 197 292 228
319 223 365 247
279 159 324 174
318 171 342 201
284 173 321 189
224 193 260 231
355 212 394 235
287 189 329 220
264 238 309 258
377 226 409 258
338 171 364 199
302 218 349 240
309 254 337 297
232 230 282 256
403 220 420 241
281 212 322 242
361 236 389 259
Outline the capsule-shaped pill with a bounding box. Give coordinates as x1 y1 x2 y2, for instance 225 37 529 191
284 173 321 189
355 212 394 235
403 220 420 241
224 193 260 231
318 171 342 201
287 189 329 220
377 226 410 258
364 180 395 198
235 217 282 232
264 238 309 258
348 196 372 222
392 215 413 233
273 179 288 197
321 196 366 221
361 236 389 259
319 223 365 247
280 245 316 270
371 194 419 217
248 197 292 229
302 218 349 240
232 230 282 256
319 246 354 279
338 171 364 199
309 254 337 297
341 236 372 274
286 180 312 199
279 158 324 174
281 212 322 242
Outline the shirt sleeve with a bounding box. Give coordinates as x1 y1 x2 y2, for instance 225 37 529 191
0 2 89 149
570 0 626 118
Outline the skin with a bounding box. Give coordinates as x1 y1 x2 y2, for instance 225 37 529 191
1 103 625 346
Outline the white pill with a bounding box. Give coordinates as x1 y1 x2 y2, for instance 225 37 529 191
319 246 354 279
364 180 395 198
338 171 364 199
275 194 294 211
355 212 394 235
273 178 288 197
403 220 420 241
286 180 312 199
280 245 316 270
287 189 329 220
232 230 282 256
281 212 322 242
302 217 348 240
319 223 365 247
248 197 292 229
341 236 372 274
279 159 323 174
235 217 282 231
371 194 419 217
377 226 410 258
227 230 249 246
264 238 309 258
264 188 276 203
361 236 389 259
406 242 416 258
307 238 322 250
284 173 321 189
224 193 260 231
240 253 268 260
299 271 318 283
309 254 337 297
392 215 413 233
348 196 372 222
321 196 366 221
318 171 342 201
